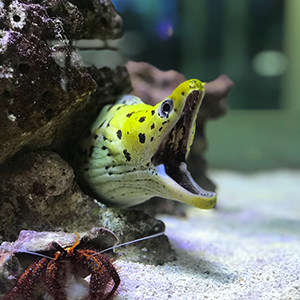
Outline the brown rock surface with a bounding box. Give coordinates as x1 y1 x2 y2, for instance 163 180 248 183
0 0 97 164
0 151 174 267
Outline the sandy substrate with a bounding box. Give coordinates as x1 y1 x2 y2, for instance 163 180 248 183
115 170 300 300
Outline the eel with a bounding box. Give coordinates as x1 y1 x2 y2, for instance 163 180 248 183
78 79 217 209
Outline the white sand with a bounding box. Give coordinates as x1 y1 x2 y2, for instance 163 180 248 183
115 170 300 300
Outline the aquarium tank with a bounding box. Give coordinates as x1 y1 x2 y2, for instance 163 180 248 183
1 1 300 299
79 0 299 171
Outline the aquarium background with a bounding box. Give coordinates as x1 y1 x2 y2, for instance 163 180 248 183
80 0 300 171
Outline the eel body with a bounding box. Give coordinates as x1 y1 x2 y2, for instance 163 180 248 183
79 79 217 209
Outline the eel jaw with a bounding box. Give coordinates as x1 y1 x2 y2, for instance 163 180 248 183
151 89 217 209
155 163 216 209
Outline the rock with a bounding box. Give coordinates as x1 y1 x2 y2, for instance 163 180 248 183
51 65 132 161
0 0 97 164
199 74 233 120
0 151 175 266
0 0 131 164
126 61 186 105
0 151 87 240
87 65 132 102
101 208 174 265
70 0 123 40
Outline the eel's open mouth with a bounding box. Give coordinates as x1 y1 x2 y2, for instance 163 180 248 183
152 90 216 203
79 79 216 209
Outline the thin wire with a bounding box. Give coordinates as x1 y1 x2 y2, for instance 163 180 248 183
97 231 165 254
17 231 165 259
18 251 54 260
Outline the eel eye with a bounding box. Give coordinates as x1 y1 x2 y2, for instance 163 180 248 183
159 99 173 117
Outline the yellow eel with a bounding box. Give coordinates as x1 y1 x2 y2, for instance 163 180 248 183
78 79 217 209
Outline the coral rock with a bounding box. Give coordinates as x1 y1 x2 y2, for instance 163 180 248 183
0 0 97 164
0 151 175 266
70 0 123 40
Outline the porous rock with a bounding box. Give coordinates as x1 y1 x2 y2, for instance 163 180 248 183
0 151 175 266
126 61 187 105
51 65 131 160
102 208 174 265
70 0 123 40
0 151 88 239
0 0 97 164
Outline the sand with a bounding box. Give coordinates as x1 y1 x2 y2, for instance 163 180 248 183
115 170 300 300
